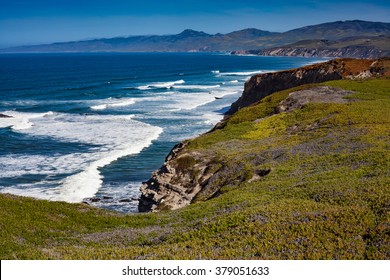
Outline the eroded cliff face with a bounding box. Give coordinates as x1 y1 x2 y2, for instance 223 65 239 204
138 58 390 212
233 46 389 59
226 58 388 115
138 143 226 212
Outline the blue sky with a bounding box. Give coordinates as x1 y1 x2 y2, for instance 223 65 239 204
1 0 389 47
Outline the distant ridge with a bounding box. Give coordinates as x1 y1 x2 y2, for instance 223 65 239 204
1 20 389 53
232 35 390 59
284 20 390 40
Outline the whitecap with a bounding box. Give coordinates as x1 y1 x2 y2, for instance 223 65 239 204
218 70 264 76
0 111 54 131
173 84 220 90
136 79 185 90
90 98 136 110
136 85 150 90
202 113 225 126
166 88 240 111
90 104 108 110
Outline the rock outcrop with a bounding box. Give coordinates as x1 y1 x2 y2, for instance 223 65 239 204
139 143 219 212
275 86 353 113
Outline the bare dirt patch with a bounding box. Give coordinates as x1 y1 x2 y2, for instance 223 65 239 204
276 86 354 113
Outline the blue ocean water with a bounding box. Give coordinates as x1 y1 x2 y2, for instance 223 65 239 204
0 53 324 212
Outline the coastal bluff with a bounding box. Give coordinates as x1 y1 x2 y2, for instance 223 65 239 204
139 58 390 213
227 57 389 115
232 45 388 59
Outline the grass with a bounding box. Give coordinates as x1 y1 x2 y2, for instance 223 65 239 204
0 78 389 259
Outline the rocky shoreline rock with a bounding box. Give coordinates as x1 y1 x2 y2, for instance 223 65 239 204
138 142 224 212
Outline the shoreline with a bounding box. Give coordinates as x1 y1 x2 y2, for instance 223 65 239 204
1 57 389 259
0 54 331 213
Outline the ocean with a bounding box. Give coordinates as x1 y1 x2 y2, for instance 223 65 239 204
0 53 324 212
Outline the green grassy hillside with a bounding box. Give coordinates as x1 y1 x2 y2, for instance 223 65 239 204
1 78 389 259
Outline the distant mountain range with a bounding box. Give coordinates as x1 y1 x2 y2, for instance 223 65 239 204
2 20 390 56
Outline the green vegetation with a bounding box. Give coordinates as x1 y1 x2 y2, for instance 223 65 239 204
1 78 389 259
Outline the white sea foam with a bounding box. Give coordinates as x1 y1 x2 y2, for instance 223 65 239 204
56 132 159 202
202 113 225 125
173 84 220 90
137 79 185 90
230 80 239 83
215 90 240 98
130 82 243 113
90 104 108 110
0 185 62 202
169 92 216 110
0 111 53 131
0 112 162 203
116 92 218 113
218 70 264 76
304 59 329 66
90 98 136 110
136 85 150 90
0 154 86 178
176 82 243 110
211 70 220 74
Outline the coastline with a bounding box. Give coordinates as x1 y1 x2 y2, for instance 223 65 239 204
1 56 389 259
2 53 322 212
139 57 390 212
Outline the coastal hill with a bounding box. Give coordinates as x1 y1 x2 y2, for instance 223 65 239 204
1 58 389 259
271 20 390 42
1 20 389 53
232 36 390 58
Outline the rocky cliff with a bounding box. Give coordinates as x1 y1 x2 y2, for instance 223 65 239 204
232 36 390 59
139 141 240 212
234 46 388 59
226 58 389 115
139 58 390 212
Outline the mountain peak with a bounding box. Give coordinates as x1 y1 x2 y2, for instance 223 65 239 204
177 29 211 38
